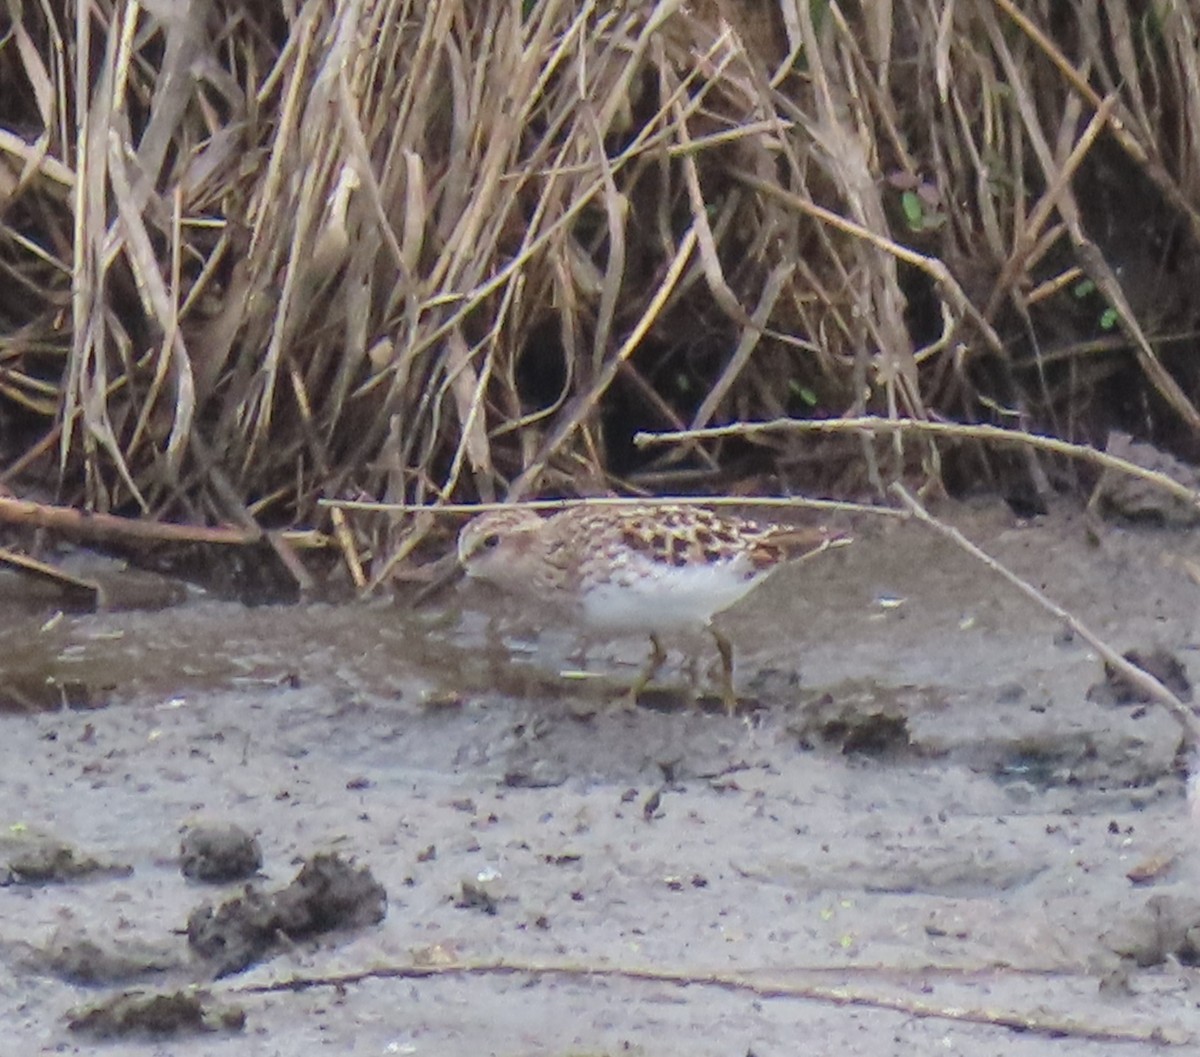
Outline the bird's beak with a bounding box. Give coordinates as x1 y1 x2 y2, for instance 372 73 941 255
411 552 467 607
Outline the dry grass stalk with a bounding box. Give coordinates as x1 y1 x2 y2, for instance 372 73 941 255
636 415 1200 513
237 956 1182 1044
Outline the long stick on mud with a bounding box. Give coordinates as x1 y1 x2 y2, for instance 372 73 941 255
891 484 1200 748
232 959 1185 1046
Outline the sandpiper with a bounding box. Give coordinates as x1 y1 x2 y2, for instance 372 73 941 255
457 504 847 713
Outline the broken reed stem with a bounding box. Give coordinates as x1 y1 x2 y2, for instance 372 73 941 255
634 417 1200 514
891 484 1200 748
0 546 101 608
232 959 1180 1045
0 495 331 548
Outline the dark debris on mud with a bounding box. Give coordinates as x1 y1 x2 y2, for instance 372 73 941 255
0 831 131 886
180 822 263 883
785 682 927 758
187 853 387 977
1103 893 1200 968
1091 647 1193 707
68 987 246 1039
26 936 185 987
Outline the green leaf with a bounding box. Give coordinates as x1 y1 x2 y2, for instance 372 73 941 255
1099 307 1119 330
787 380 818 407
1072 278 1096 299
901 191 924 229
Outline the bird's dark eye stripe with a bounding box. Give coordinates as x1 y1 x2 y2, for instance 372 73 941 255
482 534 501 550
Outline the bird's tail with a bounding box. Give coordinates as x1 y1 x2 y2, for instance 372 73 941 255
749 524 851 569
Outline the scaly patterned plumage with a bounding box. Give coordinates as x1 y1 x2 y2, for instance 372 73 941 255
457 504 846 712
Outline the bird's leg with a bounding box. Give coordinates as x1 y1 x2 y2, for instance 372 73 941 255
565 637 591 669
682 649 702 699
709 627 738 716
625 632 668 709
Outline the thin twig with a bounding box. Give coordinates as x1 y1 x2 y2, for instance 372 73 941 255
329 506 366 589
0 546 101 608
320 495 906 519
230 958 1186 1045
633 417 1200 514
0 495 329 549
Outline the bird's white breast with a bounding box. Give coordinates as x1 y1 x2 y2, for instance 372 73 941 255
579 557 768 633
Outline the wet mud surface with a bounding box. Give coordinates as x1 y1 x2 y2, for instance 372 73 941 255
5 500 1200 1053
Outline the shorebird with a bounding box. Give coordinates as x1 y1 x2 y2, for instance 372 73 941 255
457 504 847 713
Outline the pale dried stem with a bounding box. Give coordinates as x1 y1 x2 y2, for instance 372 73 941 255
635 416 1200 515
322 494 900 520
233 958 1183 1046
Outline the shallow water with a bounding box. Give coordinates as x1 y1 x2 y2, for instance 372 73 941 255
4 499 1200 1053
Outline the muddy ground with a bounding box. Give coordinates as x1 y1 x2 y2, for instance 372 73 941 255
4 499 1200 1055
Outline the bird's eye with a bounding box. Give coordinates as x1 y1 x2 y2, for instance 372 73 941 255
482 533 501 550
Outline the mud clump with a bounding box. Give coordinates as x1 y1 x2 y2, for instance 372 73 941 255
455 878 500 915
28 935 184 986
1089 648 1192 706
1091 433 1200 526
1102 893 1200 968
789 686 915 758
68 988 245 1038
187 853 387 976
0 831 131 885
180 823 263 883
